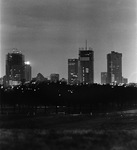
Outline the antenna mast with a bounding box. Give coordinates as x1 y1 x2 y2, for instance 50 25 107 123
85 40 88 50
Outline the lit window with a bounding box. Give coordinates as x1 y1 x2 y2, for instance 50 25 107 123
86 68 89 73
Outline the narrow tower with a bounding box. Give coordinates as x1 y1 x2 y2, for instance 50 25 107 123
107 51 122 84
78 43 94 84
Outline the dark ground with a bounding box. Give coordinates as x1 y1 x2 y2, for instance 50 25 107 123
0 113 137 150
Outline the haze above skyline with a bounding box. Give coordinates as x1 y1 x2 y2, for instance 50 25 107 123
1 0 137 83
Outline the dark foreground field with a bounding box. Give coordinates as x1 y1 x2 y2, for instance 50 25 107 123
1 113 137 150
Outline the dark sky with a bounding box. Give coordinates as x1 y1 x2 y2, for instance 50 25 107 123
1 0 137 83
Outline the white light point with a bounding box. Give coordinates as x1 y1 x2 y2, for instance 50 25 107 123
25 61 30 65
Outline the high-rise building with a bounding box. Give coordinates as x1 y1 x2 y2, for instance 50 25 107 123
24 61 32 82
0 77 3 85
101 72 107 84
107 51 122 84
68 59 78 84
50 73 59 83
3 75 8 87
6 49 25 86
78 44 94 84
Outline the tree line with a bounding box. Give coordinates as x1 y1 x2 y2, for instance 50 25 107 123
0 81 137 115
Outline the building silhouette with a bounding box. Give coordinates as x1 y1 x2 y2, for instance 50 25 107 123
107 51 122 84
68 59 78 84
24 61 32 82
0 77 3 85
60 78 67 83
122 77 128 84
78 42 94 84
101 72 107 84
32 73 47 82
50 73 59 83
6 49 25 86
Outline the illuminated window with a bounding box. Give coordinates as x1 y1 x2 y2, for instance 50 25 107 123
86 68 89 73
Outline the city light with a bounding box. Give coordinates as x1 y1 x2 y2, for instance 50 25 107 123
25 61 30 65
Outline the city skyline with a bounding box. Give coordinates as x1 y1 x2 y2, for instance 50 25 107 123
1 0 137 83
3 49 128 85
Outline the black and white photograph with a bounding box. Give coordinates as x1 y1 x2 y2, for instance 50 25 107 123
0 0 137 149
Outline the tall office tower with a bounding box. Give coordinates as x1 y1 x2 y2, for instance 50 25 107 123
101 72 107 84
0 77 3 85
6 49 25 86
78 43 94 84
107 51 122 84
50 73 59 83
24 61 32 82
68 59 78 84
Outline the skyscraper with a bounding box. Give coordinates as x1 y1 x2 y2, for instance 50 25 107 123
78 43 94 84
68 59 78 84
107 51 122 84
101 72 107 84
6 49 25 86
24 61 32 82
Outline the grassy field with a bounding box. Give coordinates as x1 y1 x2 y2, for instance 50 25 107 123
0 114 137 150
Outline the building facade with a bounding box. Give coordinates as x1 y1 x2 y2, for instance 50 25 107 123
24 61 32 82
101 72 107 84
68 59 78 84
107 51 122 84
6 49 25 86
78 47 94 84
50 74 59 83
0 77 3 85
122 77 128 84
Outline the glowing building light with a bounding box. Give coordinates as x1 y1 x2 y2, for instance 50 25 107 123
25 61 30 65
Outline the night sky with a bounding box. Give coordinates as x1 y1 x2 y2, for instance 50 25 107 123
1 0 137 83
